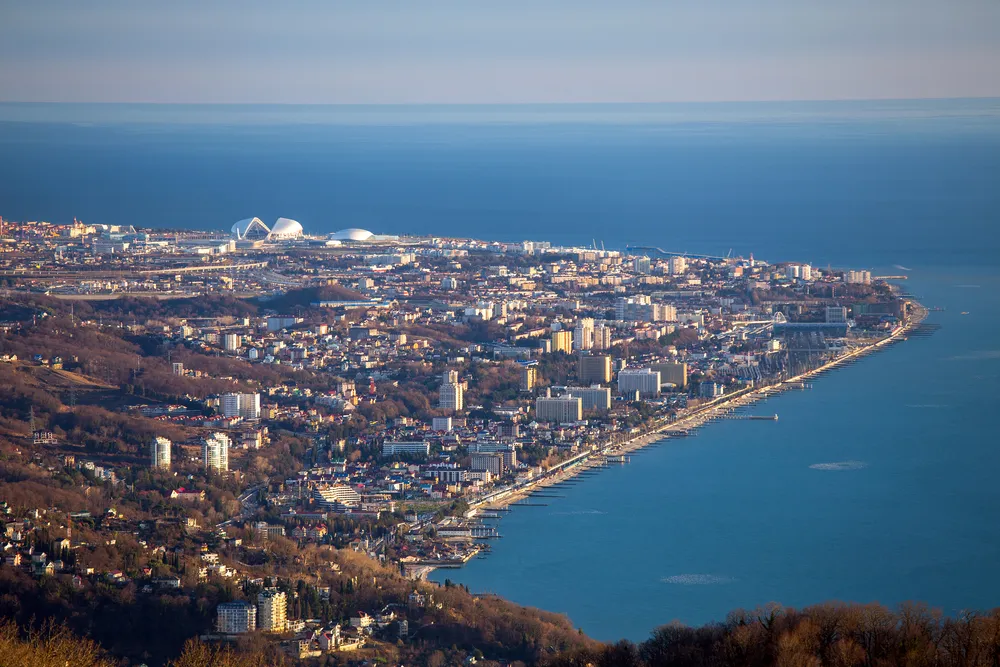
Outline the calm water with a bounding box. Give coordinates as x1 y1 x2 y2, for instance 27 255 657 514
1 101 998 640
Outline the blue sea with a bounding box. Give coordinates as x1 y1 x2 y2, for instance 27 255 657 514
1 100 998 640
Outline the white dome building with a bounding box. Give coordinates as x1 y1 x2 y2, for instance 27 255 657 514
231 217 271 241
329 228 374 242
269 217 304 240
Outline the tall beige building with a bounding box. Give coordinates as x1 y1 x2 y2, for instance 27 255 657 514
257 589 287 632
519 366 537 392
651 362 688 389
551 330 573 353
593 324 612 350
439 370 464 412
578 354 612 385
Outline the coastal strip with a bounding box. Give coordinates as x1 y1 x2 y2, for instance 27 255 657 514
463 303 928 517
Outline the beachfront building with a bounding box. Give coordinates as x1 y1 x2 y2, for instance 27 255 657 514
535 394 583 423
618 369 662 397
565 385 612 411
651 362 688 389
471 452 505 476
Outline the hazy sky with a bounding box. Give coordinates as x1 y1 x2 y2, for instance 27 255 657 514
1 0 998 104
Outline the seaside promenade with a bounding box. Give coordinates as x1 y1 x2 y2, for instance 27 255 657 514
465 303 927 517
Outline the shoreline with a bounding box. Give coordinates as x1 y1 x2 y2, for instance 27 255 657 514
422 303 927 580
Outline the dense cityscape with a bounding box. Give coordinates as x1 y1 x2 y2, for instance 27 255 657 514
0 214 928 665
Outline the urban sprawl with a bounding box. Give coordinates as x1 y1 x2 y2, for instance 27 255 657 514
0 215 923 660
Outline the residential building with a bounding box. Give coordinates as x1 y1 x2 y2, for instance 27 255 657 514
470 452 505 476
519 365 537 392
382 441 430 457
826 306 848 324
573 318 595 351
578 354 612 384
217 601 256 634
223 333 242 351
668 256 687 275
314 485 362 508
593 324 612 350
551 330 573 353
651 362 688 389
700 381 725 398
202 433 230 472
439 370 464 412
845 270 871 285
150 436 171 469
431 416 453 432
618 369 662 397
633 256 651 274
565 385 612 410
535 394 583 423
221 392 261 420
257 590 288 632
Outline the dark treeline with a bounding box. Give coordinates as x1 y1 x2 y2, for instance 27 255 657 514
547 602 1000 667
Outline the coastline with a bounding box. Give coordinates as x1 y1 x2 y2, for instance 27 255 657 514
422 302 927 580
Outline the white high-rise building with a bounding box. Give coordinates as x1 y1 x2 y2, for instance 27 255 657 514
618 369 662 397
565 386 612 411
223 333 242 351
439 370 464 412
535 395 583 423
151 436 171 469
257 590 288 632
573 318 595 351
668 256 687 275
593 324 612 350
217 602 256 634
221 393 261 420
203 433 230 472
633 256 651 275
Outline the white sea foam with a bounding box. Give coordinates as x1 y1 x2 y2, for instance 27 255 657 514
551 509 607 516
955 284 981 288
809 461 867 471
905 404 949 409
661 574 734 585
893 264 912 271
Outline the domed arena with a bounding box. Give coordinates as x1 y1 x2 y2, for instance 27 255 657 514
231 217 271 241
269 217 304 240
329 228 374 242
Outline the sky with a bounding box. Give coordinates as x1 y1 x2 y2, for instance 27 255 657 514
1 0 999 104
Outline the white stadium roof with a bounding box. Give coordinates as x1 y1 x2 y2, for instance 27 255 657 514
231 216 303 241
231 217 270 241
329 228 374 242
270 217 304 239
